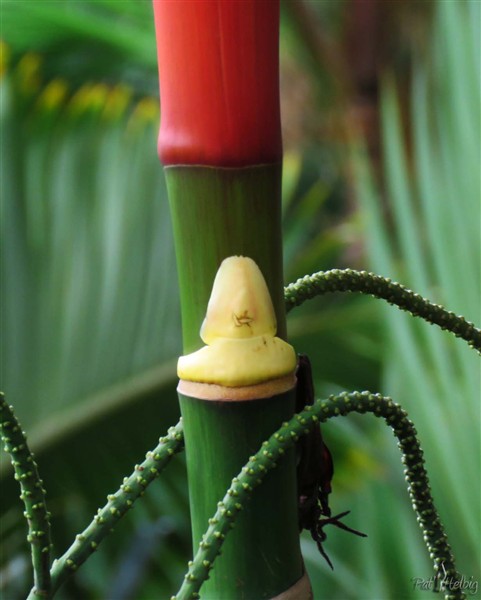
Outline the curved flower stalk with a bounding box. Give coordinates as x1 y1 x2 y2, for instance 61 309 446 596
285 269 481 352
29 420 184 599
5 267 477 598
175 392 463 600
5 387 465 600
0 393 52 598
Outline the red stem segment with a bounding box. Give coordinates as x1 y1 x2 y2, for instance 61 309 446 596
153 0 282 167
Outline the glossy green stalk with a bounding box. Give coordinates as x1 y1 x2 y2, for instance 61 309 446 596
167 165 303 598
166 165 285 353
155 0 301 592
178 391 301 600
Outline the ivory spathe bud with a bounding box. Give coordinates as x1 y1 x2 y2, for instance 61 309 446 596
178 256 296 387
200 256 277 344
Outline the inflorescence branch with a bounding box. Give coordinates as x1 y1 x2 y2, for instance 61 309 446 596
5 268 475 599
31 419 184 599
174 391 463 600
0 393 52 598
285 269 481 352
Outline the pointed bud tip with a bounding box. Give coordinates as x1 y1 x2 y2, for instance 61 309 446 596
201 256 276 344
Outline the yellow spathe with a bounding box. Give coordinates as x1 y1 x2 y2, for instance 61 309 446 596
178 256 296 386
178 335 295 386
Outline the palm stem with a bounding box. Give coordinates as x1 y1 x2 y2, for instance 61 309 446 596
167 165 303 599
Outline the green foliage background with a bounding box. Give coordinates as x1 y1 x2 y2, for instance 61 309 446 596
1 1 479 598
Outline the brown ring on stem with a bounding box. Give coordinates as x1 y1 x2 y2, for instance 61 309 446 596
178 373 296 402
269 571 313 600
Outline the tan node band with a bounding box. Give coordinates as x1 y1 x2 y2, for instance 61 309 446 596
269 571 313 600
177 373 296 401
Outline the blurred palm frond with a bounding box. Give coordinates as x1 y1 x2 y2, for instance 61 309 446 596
0 56 189 597
305 2 480 598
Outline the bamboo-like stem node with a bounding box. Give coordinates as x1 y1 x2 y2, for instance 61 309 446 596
177 373 296 401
